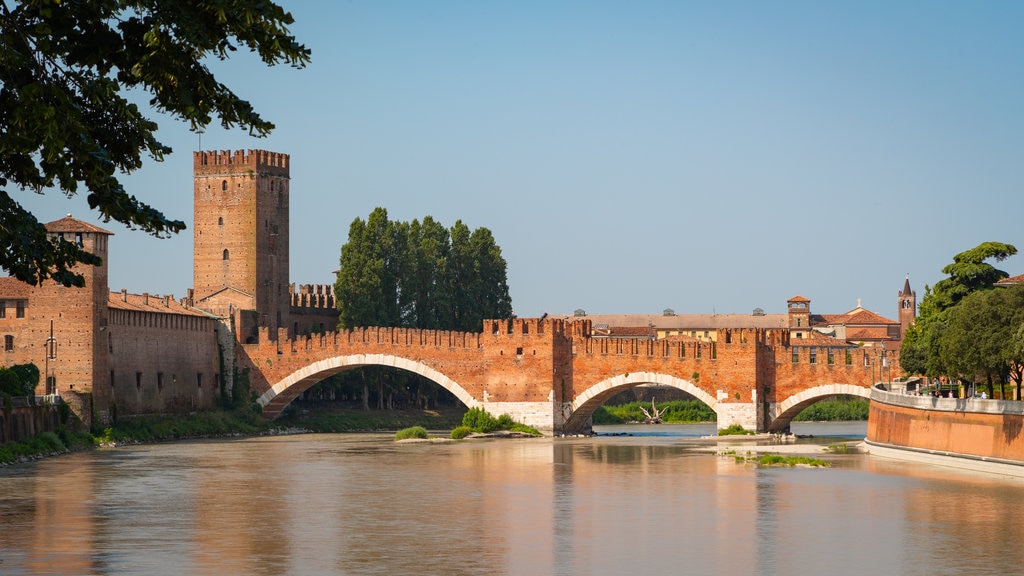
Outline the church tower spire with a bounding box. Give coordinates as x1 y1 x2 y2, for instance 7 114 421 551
898 275 916 338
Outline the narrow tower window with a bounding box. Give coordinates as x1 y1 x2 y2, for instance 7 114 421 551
221 180 228 191
223 249 229 260
218 217 223 225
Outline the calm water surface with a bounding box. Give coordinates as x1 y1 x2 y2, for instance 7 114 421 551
2 422 1024 576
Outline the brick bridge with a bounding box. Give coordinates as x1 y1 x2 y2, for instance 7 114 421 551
237 317 883 434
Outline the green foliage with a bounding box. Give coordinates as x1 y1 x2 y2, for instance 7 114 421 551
718 424 754 436
592 400 716 424
94 411 263 444
394 426 428 440
756 454 830 467
334 208 513 331
9 363 39 397
0 1 309 286
459 407 538 435
462 406 501 433
793 397 870 421
450 425 473 439
919 242 1017 318
940 285 1024 396
903 241 1019 380
276 406 463 432
0 367 21 396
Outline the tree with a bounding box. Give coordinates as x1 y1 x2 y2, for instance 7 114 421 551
0 1 310 287
918 241 1017 318
940 286 1024 398
335 210 513 332
901 241 1017 378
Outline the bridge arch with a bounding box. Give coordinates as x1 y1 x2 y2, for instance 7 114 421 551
768 383 871 433
256 353 479 419
563 371 719 434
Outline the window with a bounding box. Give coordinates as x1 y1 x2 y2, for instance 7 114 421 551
16 301 24 318
0 300 5 318
4 335 13 351
827 348 834 364
809 348 817 364
218 217 223 225
136 372 142 390
223 249 229 260
75 232 83 246
197 373 203 389
157 372 164 392
222 179 228 191
792 347 799 363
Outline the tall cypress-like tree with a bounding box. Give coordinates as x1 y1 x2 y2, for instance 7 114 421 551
335 210 512 332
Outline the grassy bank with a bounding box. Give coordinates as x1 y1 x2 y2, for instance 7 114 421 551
593 399 716 424
1 406 467 465
792 397 869 421
276 406 464 432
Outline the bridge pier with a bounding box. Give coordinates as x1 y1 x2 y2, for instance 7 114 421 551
483 401 558 436
716 401 759 432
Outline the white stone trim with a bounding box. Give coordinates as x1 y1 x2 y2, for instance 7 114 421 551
257 353 478 410
573 371 718 413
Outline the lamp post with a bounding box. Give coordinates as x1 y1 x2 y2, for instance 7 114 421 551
43 319 57 396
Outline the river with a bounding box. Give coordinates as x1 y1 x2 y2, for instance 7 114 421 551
2 422 1023 575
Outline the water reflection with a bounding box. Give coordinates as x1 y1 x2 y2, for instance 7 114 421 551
2 425 1024 575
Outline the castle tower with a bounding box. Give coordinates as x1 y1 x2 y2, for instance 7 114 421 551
898 275 916 338
787 295 811 339
37 216 113 417
192 150 290 335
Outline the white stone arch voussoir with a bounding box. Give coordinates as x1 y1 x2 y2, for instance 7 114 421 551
573 371 719 414
772 383 871 424
257 353 479 411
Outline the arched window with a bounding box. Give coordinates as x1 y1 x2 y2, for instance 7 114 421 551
223 249 229 260
218 217 223 225
221 180 228 191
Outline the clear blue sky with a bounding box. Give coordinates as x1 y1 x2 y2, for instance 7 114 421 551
20 1 1024 320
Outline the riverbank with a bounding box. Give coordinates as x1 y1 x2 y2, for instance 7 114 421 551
0 406 467 465
866 387 1024 478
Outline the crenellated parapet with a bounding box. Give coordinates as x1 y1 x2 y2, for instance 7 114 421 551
193 149 290 177
289 283 336 310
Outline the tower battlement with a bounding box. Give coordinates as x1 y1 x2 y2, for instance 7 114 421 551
193 149 289 177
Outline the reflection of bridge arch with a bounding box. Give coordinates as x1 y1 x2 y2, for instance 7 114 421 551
256 353 478 420
768 383 871 433
563 371 719 433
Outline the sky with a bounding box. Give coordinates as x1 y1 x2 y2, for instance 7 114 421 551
18 1 1024 320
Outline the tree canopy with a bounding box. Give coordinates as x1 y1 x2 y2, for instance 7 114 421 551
0 0 309 287
334 208 513 332
900 241 1022 397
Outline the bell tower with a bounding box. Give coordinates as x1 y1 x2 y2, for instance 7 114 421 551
898 275 916 338
192 150 290 334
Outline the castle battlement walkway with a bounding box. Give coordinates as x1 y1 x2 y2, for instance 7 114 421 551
237 317 879 434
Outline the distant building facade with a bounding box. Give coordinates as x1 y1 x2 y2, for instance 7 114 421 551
0 150 337 426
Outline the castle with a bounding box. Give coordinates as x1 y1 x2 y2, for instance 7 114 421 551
0 148 913 428
0 150 336 426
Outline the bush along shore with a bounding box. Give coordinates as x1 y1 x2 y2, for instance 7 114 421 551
395 407 541 442
0 405 535 465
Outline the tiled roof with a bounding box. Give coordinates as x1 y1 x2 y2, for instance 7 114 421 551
995 273 1024 286
787 295 810 303
108 291 208 317
846 327 894 341
0 277 32 299
792 330 853 347
561 313 788 330
45 215 113 235
843 308 897 325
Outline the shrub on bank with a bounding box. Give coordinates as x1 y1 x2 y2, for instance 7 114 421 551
459 408 540 436
395 426 428 440
718 424 754 436
450 426 473 439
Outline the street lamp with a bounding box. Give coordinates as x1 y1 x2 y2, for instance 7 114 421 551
43 319 57 396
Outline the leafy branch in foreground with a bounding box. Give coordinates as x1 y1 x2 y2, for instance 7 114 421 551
0 0 310 285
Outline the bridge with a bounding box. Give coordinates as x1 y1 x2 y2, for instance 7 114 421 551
236 317 880 434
